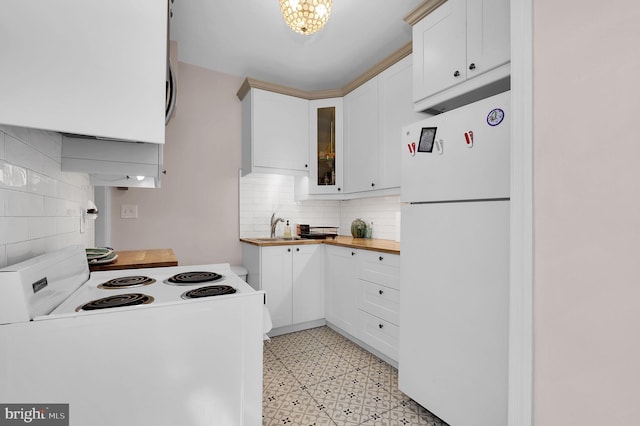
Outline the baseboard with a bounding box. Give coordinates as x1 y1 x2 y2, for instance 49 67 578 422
325 321 399 369
267 319 327 337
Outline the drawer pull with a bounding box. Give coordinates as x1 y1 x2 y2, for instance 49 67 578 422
378 256 383 261
378 323 383 329
378 289 384 295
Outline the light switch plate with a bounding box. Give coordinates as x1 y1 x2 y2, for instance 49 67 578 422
121 204 138 219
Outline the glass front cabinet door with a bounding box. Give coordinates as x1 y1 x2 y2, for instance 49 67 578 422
309 98 343 194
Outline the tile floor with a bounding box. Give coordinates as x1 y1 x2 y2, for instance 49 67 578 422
262 326 448 426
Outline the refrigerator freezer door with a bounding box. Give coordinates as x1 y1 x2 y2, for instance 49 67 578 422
401 92 510 203
399 200 509 426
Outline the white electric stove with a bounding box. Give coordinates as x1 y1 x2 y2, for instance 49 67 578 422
0 245 266 426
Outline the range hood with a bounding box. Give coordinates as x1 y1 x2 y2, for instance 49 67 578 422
61 135 164 188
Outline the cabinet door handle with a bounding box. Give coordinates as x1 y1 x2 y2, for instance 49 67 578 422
469 63 476 70
378 289 384 295
378 323 383 329
296 248 300 252
378 256 383 261
287 248 291 252
453 70 460 77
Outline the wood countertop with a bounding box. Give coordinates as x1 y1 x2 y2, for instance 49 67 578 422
240 235 400 255
89 249 178 272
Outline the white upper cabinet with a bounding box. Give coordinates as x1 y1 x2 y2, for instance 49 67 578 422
241 88 309 176
466 0 511 79
309 98 344 194
413 0 467 102
412 0 510 112
0 0 168 144
377 55 430 190
345 54 428 194
345 78 379 193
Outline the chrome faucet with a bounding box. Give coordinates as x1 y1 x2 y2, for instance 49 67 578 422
270 213 284 238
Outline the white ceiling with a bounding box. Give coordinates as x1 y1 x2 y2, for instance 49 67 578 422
170 0 424 91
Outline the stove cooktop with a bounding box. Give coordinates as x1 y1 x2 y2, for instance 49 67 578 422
46 263 255 318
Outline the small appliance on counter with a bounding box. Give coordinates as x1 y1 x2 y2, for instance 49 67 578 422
298 225 338 239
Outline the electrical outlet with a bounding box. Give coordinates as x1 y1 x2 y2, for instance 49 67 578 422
121 204 138 219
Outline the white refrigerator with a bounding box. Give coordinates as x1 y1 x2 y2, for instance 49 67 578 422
399 92 510 426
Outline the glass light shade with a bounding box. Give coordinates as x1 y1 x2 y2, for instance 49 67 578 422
279 0 333 35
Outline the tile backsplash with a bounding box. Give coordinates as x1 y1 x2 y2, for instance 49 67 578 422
0 125 94 267
240 173 340 238
239 173 400 241
340 195 400 241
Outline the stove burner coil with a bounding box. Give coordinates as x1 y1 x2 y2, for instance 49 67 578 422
167 271 223 285
97 276 156 289
181 285 237 299
76 293 155 312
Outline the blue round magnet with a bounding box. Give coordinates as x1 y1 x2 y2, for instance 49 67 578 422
487 108 505 126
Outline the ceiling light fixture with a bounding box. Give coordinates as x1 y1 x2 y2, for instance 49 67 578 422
279 0 333 35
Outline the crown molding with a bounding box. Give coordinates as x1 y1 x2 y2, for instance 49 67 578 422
403 0 447 26
237 42 413 101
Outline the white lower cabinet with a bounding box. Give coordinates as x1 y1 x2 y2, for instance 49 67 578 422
356 250 401 362
292 245 325 324
325 245 359 336
242 243 324 331
358 311 400 361
359 281 400 325
260 246 293 328
244 241 400 359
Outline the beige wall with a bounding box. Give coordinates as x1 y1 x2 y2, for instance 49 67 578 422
533 1 640 425
110 62 243 266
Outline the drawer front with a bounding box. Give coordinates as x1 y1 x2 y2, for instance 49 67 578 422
358 251 400 290
359 281 400 325
358 310 399 361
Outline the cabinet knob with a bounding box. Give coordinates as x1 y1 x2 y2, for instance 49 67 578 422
378 324 383 329
351 252 356 256
379 256 383 261
337 187 341 191
379 289 384 295
371 182 375 187
469 63 476 70
296 248 300 252
453 70 460 77
305 164 308 168
287 248 291 252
